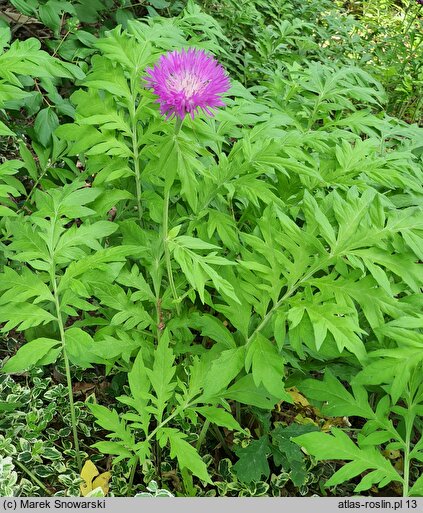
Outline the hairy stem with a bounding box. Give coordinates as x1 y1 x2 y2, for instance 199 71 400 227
127 455 139 496
15 460 52 496
133 136 142 224
161 116 184 314
130 77 142 224
163 189 181 315
210 425 233 458
51 270 82 472
16 167 49 214
174 117 183 135
235 402 241 425
196 419 210 452
403 392 416 497
146 399 199 444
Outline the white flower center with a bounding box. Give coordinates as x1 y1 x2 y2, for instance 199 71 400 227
167 71 208 97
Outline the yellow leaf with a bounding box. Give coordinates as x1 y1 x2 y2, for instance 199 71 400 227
394 458 404 473
294 413 318 426
321 417 351 432
80 460 99 497
92 472 112 495
383 449 401 460
287 387 309 407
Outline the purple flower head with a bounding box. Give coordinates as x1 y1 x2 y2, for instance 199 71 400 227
143 48 230 120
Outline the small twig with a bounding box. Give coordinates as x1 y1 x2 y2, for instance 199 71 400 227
52 29 70 58
3 10 41 38
34 80 52 107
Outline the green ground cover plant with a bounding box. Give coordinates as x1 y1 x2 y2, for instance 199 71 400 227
0 0 422 498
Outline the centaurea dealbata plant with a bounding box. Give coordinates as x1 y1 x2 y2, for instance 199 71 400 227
2 5 422 497
39 24 255 492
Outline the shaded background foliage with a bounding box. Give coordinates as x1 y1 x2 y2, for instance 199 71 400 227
0 0 422 499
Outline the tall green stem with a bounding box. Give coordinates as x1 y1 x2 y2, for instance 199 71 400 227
160 116 184 315
16 167 49 215
47 212 81 472
196 419 210 452
403 395 416 497
163 188 180 315
133 136 142 224
146 399 195 443
15 460 52 496
51 269 82 472
130 77 142 224
127 455 139 496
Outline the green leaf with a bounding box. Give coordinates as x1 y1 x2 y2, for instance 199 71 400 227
2 338 61 373
94 26 142 70
0 120 14 136
126 349 151 431
90 189 133 216
308 274 404 333
293 428 401 491
9 0 37 16
299 370 375 418
34 107 59 147
410 474 423 497
0 26 11 51
354 347 419 403
203 346 245 398
273 310 286 350
0 266 54 305
117 265 155 303
188 313 236 349
195 406 244 433
207 210 239 251
245 333 289 400
91 441 133 460
19 142 38 181
272 424 318 486
39 1 62 33
83 60 131 99
0 303 55 332
158 428 212 484
146 329 176 423
5 218 50 264
302 190 336 248
225 374 280 409
353 248 422 294
88 403 134 447
233 436 270 483
214 298 251 338
65 327 104 368
79 112 132 137
305 303 366 361
0 401 22 412
173 236 220 251
58 246 139 292
152 136 177 191
55 221 118 256
170 236 239 304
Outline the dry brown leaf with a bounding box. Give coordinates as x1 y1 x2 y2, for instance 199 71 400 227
1 10 41 25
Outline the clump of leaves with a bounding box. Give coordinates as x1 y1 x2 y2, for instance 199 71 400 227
0 0 423 499
294 368 423 496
